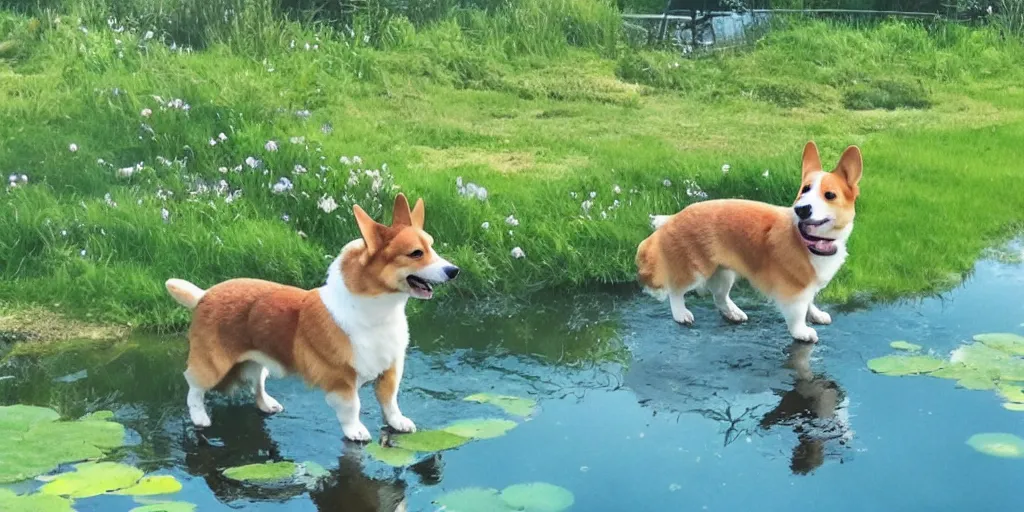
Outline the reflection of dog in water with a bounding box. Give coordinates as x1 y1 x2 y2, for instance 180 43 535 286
760 342 853 475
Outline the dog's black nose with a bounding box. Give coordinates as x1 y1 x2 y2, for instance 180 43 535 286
443 266 460 280
794 205 812 220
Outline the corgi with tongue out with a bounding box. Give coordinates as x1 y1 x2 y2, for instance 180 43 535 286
636 142 862 343
164 194 459 441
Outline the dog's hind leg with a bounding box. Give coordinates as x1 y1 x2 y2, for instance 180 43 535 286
707 268 748 323
241 362 284 414
184 367 212 428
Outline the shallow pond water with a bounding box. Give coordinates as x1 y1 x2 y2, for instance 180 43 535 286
2 251 1024 511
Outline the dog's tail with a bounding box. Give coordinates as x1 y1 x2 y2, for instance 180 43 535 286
165 278 206 310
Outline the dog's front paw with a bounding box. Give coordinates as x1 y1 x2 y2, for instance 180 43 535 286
672 308 695 326
721 304 748 323
342 421 372 443
790 325 819 343
387 415 417 433
808 309 832 325
190 410 212 428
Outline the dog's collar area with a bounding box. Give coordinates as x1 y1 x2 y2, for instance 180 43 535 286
798 223 838 257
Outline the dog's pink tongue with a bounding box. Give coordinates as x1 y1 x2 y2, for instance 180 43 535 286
813 239 836 253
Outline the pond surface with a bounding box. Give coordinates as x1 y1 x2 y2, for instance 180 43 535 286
2 251 1024 511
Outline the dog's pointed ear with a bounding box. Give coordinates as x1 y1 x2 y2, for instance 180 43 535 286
801 141 822 180
353 204 383 254
391 193 413 227
834 145 863 192
410 198 425 230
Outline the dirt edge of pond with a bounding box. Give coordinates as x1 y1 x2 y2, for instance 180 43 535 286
0 307 130 345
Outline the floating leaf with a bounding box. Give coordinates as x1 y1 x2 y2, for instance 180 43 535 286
889 341 922 352
1003 403 1024 412
966 433 1024 458
113 475 183 496
40 461 143 498
866 355 946 376
442 419 518 440
26 417 126 450
951 344 1024 380
997 384 1024 403
434 487 509 512
0 489 73 512
500 482 575 512
0 405 59 434
464 393 538 417
956 375 996 390
365 443 418 467
929 364 986 381
391 430 470 452
222 461 297 483
81 410 115 421
129 502 197 512
300 461 328 479
973 333 1024 356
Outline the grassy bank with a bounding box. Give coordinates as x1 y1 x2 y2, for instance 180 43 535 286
2 0 1024 330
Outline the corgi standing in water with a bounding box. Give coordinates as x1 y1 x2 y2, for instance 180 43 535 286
636 142 862 342
165 194 459 441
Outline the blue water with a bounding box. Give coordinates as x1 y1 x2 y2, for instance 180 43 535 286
2 251 1023 511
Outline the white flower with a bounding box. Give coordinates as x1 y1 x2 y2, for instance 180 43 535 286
363 34 370 44
294 164 307 174
581 200 593 213
570 191 577 198
117 166 136 178
318 195 339 213
762 169 770 178
476 187 488 200
340 156 351 166
290 136 305 144
104 193 117 207
505 215 519 227
271 177 293 194
144 30 154 40
218 166 228 173
601 211 608 219
161 208 170 222
209 138 217 146
481 222 490 229
722 164 730 174
663 179 672 187
61 230 68 237
304 42 311 50
353 156 362 165
218 133 228 141
265 140 278 152
141 108 152 117
281 214 290 222
511 247 526 259
295 110 311 119
245 156 260 169
589 191 597 199
80 249 87 257
613 185 621 194
69 143 78 153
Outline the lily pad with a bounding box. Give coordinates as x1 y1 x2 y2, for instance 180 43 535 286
0 489 73 512
442 419 518 440
997 384 1024 403
129 502 197 512
391 429 470 452
966 433 1024 458
113 475 183 496
1003 402 1024 412
951 344 1024 380
0 404 60 434
464 393 538 417
300 461 328 479
929 364 988 381
222 461 297 483
40 461 144 498
365 443 419 467
973 333 1024 356
500 482 575 512
956 375 996 390
889 341 922 352
434 487 509 511
866 355 946 376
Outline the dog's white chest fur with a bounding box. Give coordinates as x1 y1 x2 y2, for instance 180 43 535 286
320 253 410 386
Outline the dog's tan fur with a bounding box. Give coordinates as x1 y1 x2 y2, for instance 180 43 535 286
636 142 863 342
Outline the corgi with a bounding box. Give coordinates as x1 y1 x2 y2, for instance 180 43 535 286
164 193 459 442
635 142 862 342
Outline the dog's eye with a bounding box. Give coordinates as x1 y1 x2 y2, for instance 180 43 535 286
801 185 811 194
408 250 424 259
824 191 837 200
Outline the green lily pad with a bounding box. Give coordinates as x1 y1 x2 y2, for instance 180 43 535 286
26 417 126 450
998 384 1024 403
966 433 1024 458
129 502 197 512
889 341 922 352
973 333 1024 356
464 393 538 417
40 461 144 498
0 405 60 434
434 487 509 511
222 461 297 483
442 419 518 440
951 344 1024 380
929 364 987 381
1003 402 1024 412
0 489 73 512
365 443 419 467
866 355 946 376
500 482 575 512
956 375 997 390
113 475 183 496
300 461 328 479
391 429 470 452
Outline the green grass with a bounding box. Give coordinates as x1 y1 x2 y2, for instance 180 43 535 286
1 1 1024 330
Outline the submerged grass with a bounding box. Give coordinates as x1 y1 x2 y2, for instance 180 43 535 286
1 1 1024 329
